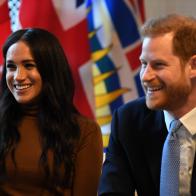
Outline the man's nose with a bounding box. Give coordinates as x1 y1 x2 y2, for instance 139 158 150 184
140 64 155 82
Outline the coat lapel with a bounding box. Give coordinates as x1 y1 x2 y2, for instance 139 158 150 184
140 110 167 192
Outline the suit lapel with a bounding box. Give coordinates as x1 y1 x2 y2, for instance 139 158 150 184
140 110 167 192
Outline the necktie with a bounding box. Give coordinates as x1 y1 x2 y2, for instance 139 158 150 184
160 120 182 196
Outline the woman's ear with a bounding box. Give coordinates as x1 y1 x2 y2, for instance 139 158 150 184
189 55 196 79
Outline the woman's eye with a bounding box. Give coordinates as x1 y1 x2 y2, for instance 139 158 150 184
25 63 36 69
6 63 16 69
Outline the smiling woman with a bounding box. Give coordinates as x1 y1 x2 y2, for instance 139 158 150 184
0 28 103 196
6 41 42 104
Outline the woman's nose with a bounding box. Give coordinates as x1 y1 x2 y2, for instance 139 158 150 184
14 67 26 80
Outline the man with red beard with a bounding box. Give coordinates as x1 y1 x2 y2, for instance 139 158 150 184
99 14 196 196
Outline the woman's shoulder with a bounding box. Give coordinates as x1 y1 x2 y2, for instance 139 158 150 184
74 115 102 147
76 115 101 135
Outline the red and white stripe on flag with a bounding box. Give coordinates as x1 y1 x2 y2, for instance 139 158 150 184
0 0 11 75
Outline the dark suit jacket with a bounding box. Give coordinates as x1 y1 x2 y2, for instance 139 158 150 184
98 97 196 196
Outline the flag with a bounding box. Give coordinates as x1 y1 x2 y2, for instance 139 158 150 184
0 0 11 76
16 0 145 148
18 0 94 118
86 0 145 148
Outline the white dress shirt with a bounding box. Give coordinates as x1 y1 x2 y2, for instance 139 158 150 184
164 108 196 195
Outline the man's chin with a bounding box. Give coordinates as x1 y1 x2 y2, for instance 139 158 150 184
145 99 164 110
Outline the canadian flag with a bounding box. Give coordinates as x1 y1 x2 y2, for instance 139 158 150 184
18 0 94 118
0 0 11 76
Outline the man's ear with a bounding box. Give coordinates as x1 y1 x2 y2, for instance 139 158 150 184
189 55 196 79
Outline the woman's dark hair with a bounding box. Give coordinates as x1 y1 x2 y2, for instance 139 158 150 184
0 28 80 191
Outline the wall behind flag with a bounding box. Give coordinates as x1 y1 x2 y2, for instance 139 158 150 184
144 0 196 19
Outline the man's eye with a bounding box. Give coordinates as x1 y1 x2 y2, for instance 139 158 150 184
156 62 164 66
141 62 147 68
154 62 166 68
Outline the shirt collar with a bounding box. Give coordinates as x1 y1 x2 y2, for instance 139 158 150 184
180 107 196 135
164 107 196 135
164 110 175 132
